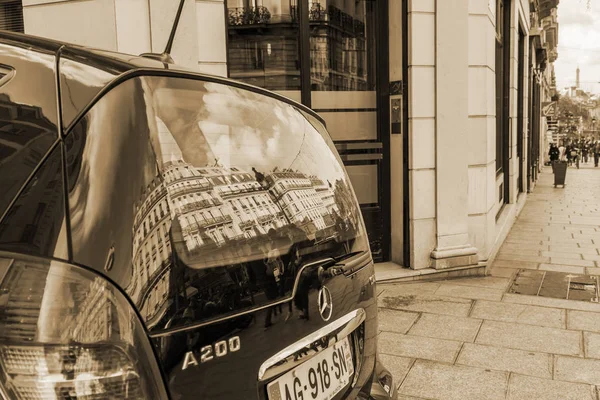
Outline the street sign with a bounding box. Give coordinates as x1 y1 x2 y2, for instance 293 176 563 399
542 101 557 117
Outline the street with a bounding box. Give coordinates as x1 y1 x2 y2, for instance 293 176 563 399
378 164 600 399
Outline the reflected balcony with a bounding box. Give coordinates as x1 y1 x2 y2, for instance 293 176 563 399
228 6 271 26
169 182 212 198
201 215 233 228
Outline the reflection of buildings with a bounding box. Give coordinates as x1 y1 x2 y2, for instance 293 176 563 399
0 260 48 342
266 171 338 235
0 93 61 256
227 0 301 90
129 174 172 325
0 93 56 212
0 259 136 399
226 0 371 91
306 1 370 91
68 277 134 344
0 147 64 257
126 116 345 328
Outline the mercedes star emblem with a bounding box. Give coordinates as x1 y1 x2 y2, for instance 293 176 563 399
317 286 333 321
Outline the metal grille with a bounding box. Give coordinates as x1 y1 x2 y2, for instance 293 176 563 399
0 1 24 33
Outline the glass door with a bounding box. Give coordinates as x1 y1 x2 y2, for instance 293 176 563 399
308 0 387 261
226 0 390 261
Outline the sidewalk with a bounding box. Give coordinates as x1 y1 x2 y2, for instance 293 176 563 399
377 165 600 399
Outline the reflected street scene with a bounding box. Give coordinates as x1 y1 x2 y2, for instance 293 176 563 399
107 76 367 332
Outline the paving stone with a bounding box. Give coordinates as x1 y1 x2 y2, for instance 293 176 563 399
577 242 600 248
445 276 511 290
492 260 539 270
498 249 541 257
378 282 441 297
407 313 482 342
378 354 413 389
378 293 473 317
584 332 600 359
585 267 600 275
502 243 549 252
378 332 461 363
555 356 600 385
538 263 586 274
378 309 419 334
489 267 519 278
583 254 600 261
550 246 599 255
505 238 544 245
497 253 550 263
434 283 504 301
399 360 509 400
549 258 596 267
475 320 582 356
456 343 552 379
507 374 596 400
542 251 584 259
470 300 566 329
504 292 600 313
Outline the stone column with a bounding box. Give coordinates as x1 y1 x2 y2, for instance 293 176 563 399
430 0 478 269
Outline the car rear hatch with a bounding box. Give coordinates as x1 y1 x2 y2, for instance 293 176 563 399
60 70 378 399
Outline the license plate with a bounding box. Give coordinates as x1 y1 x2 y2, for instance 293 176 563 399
267 337 354 400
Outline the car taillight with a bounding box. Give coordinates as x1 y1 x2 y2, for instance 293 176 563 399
0 252 168 400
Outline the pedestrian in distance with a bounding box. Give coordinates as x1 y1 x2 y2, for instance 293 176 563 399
549 143 560 162
595 141 600 168
571 145 580 169
559 141 567 161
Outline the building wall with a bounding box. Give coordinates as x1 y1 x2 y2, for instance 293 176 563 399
467 0 497 262
23 0 228 76
406 0 437 269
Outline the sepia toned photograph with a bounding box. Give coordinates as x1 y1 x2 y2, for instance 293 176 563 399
0 0 598 399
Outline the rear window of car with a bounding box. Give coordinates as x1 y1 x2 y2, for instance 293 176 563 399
66 75 367 330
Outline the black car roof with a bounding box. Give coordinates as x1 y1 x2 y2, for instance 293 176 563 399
0 31 326 126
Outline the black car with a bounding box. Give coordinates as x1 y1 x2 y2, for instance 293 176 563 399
0 31 396 400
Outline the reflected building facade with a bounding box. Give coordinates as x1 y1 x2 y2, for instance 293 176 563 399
126 115 346 329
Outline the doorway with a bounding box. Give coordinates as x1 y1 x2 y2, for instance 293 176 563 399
225 0 394 262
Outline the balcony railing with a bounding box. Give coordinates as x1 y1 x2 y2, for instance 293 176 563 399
201 215 233 228
289 3 365 35
238 219 256 230
228 6 271 26
169 183 211 198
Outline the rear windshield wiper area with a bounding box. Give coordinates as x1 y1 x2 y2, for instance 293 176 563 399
320 251 371 278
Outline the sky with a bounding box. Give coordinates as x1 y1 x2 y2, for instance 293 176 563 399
554 0 600 94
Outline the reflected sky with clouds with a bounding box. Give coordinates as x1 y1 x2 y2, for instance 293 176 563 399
149 78 347 185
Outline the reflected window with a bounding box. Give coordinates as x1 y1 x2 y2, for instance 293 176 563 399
226 0 301 90
0 145 67 257
309 0 376 91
